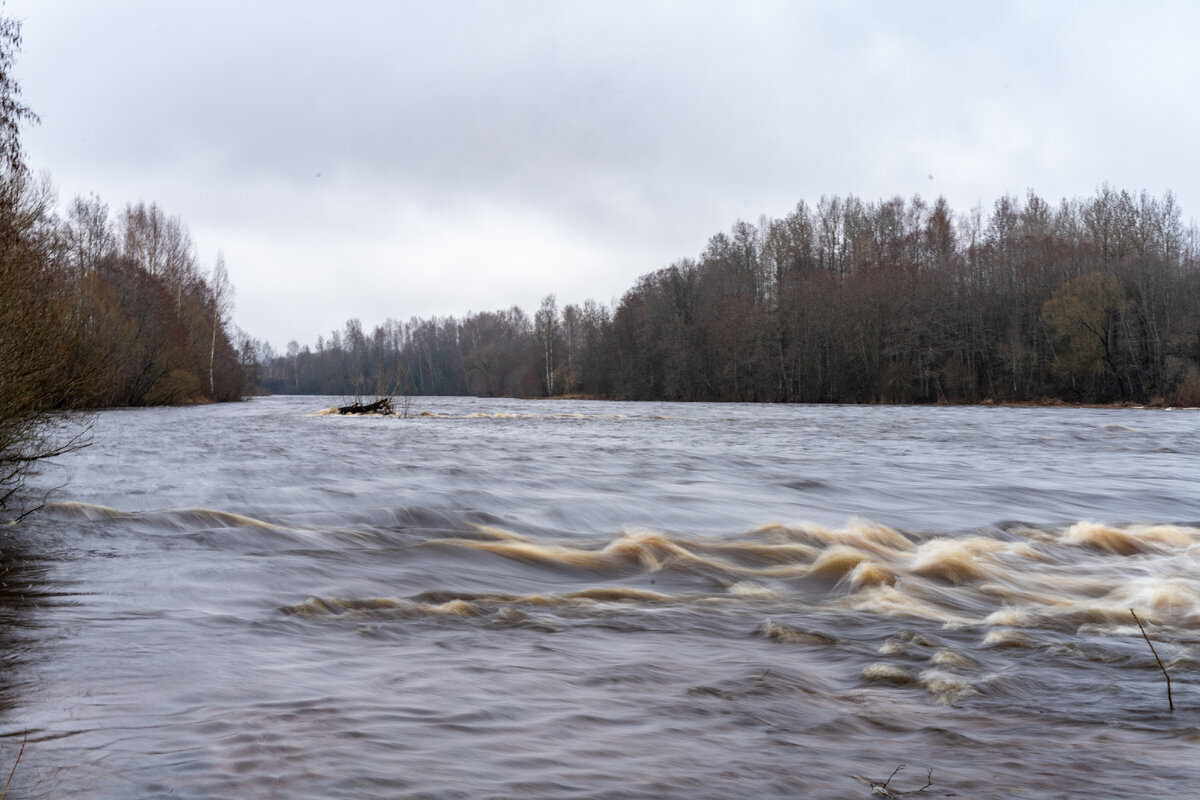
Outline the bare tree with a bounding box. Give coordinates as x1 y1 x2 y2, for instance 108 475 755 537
535 294 558 396
0 13 91 512
63 193 115 279
208 252 233 396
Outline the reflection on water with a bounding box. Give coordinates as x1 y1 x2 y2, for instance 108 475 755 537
2 397 1199 798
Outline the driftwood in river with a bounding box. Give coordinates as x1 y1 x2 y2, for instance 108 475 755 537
337 398 394 415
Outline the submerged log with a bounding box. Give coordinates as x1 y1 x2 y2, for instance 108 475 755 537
338 398 394 415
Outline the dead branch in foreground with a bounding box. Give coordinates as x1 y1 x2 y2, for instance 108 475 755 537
1131 608 1174 712
1 731 26 800
869 764 934 797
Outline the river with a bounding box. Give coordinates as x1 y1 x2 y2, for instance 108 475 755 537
2 396 1198 798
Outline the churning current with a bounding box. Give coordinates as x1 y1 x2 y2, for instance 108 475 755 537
3 396 1199 799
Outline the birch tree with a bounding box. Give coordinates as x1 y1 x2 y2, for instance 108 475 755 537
535 294 558 396
208 252 233 395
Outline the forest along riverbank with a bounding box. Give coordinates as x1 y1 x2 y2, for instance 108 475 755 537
3 396 1199 799
249 190 1200 409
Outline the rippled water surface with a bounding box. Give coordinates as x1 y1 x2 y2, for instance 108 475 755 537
3 396 1200 798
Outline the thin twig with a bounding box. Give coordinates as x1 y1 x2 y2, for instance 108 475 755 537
881 764 904 791
919 767 933 792
1 731 27 800
1131 609 1174 712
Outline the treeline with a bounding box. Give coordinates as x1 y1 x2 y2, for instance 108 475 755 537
0 21 241 414
258 187 1200 406
11 180 244 407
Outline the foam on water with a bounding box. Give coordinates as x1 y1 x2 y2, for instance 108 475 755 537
252 518 1200 640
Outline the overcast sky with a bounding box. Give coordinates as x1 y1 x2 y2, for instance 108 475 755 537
7 0 1200 348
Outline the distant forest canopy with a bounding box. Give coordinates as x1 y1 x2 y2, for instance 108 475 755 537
253 187 1200 405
